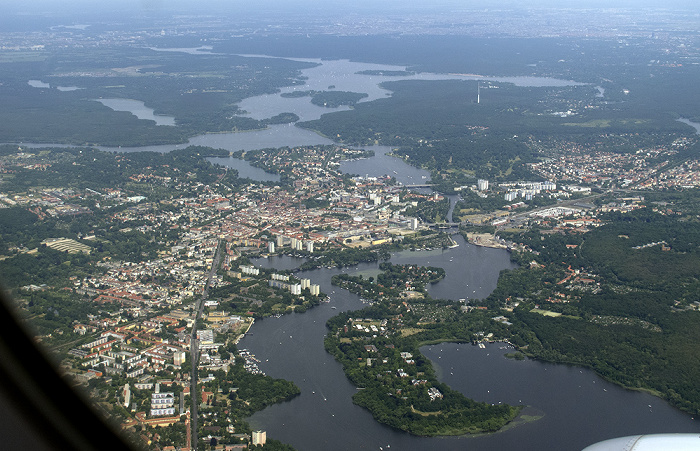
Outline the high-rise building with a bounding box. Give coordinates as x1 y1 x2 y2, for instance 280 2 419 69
252 430 267 446
477 179 489 191
240 265 260 276
268 241 275 253
173 351 186 367
306 241 314 253
290 237 303 250
122 383 131 408
310 284 320 296
150 390 175 417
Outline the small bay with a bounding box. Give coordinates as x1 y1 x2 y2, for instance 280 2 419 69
93 98 176 126
241 237 700 450
17 53 697 450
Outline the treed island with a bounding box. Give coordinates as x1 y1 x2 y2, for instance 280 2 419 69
2 7 700 451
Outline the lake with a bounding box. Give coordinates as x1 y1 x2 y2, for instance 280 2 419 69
28 79 82 92
240 238 700 450
20 54 585 157
21 53 700 449
93 98 176 126
235 56 585 122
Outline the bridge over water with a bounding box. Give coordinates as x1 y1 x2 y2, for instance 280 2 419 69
423 222 462 228
401 184 434 188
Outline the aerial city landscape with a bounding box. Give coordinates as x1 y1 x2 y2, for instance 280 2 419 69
1 1 700 450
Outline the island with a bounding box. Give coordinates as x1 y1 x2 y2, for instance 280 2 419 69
3 4 700 450
326 263 520 436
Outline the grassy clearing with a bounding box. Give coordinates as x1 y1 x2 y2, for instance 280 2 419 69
0 51 47 63
530 308 562 317
410 405 442 416
400 327 425 337
563 119 611 128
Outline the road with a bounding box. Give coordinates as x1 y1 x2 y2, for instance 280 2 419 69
501 193 605 228
189 240 222 451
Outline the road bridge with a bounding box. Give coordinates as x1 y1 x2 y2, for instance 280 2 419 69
423 222 462 229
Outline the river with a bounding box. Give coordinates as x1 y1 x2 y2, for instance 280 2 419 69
234 56 584 123
678 118 700 135
94 98 176 126
240 237 699 451
20 53 584 156
21 53 700 449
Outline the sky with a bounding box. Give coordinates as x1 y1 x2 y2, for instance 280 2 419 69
3 0 700 14
0 0 697 33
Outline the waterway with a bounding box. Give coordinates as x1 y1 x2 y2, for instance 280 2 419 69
678 117 700 135
20 53 700 448
233 56 585 124
20 54 584 157
94 98 176 126
28 79 81 91
240 238 699 450
339 146 431 186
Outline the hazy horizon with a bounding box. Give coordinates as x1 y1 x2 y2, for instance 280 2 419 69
1 0 697 36
2 0 699 16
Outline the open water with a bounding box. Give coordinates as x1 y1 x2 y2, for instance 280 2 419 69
21 53 700 449
240 238 699 451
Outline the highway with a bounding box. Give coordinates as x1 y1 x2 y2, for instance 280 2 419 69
189 240 222 451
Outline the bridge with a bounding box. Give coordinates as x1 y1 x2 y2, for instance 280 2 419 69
423 222 461 229
402 184 434 188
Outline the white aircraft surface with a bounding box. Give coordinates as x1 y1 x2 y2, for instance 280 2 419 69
583 434 700 450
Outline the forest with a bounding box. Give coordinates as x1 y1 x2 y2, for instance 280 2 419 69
298 246 392 270
486 202 700 415
0 48 313 145
299 77 691 182
281 90 368 107
323 262 520 435
212 34 700 122
332 262 445 302
325 296 519 436
0 144 233 194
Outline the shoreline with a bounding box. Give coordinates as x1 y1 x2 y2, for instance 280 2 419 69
234 317 255 344
463 232 509 249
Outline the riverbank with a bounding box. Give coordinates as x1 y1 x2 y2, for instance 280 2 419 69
517 349 668 406
323 261 522 437
464 232 509 249
243 245 699 451
234 318 255 344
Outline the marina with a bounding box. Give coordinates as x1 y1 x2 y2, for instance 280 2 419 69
238 349 265 376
